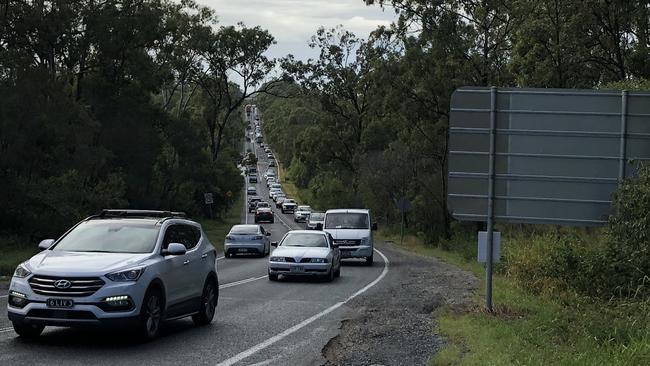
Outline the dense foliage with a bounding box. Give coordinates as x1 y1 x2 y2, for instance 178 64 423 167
0 0 277 240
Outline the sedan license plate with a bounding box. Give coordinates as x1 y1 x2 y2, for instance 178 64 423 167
47 298 74 308
290 265 304 273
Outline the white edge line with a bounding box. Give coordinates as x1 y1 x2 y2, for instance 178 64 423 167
219 275 267 290
215 248 390 366
0 327 14 333
0 295 7 299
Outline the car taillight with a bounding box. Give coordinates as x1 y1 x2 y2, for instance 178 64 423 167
254 235 264 240
226 235 234 240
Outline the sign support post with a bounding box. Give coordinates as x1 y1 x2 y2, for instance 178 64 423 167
485 86 497 312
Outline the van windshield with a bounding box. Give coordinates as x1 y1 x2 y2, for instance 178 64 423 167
324 213 369 230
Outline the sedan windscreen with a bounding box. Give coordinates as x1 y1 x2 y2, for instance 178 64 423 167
325 213 369 229
53 221 159 253
281 233 328 248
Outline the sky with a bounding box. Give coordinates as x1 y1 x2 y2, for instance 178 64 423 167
198 0 397 61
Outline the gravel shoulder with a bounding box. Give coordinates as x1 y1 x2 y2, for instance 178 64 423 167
322 241 478 366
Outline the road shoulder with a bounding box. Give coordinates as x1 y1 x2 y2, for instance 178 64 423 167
321 241 478 366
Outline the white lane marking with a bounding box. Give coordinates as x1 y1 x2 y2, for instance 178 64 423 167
219 275 267 289
0 327 14 333
216 256 225 261
215 248 390 366
0 295 7 299
273 211 293 231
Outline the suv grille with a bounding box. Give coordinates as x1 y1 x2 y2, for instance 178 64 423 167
29 275 105 297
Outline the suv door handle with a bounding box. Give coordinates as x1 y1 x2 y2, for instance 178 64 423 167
201 253 208 259
183 260 190 265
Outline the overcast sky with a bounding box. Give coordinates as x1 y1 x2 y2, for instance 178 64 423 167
197 0 397 61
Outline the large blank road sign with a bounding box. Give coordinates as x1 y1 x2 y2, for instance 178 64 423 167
448 87 650 226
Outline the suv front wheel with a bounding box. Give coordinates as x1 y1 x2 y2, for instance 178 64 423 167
139 288 163 341
13 323 44 338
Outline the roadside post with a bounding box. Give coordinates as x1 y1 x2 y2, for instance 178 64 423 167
395 197 411 246
204 193 214 219
447 86 650 312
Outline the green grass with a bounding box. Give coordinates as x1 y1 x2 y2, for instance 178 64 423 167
377 230 650 366
277 161 307 203
0 239 39 276
199 193 244 253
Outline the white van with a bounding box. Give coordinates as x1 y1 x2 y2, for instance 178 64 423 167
322 209 377 265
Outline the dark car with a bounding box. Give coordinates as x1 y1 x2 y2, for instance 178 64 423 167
255 207 274 223
249 174 258 183
248 196 262 213
269 160 276 167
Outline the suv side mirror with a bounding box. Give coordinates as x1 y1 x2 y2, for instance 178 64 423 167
372 223 378 231
265 232 271 236
271 241 278 247
316 223 323 231
163 243 187 256
38 239 55 250
331 242 339 249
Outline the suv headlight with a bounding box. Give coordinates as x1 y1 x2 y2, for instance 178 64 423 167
13 263 31 278
106 267 145 282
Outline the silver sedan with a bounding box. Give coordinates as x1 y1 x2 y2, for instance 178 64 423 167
268 230 341 281
224 225 271 258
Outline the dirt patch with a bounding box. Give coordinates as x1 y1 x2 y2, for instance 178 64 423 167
321 241 478 366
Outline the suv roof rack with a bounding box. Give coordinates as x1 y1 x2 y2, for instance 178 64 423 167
96 209 188 219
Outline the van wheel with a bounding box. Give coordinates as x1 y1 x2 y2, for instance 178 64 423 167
192 278 218 326
139 288 163 341
12 322 44 339
334 267 341 278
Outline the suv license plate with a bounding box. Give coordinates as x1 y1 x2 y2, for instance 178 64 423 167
47 298 74 308
290 266 304 273
238 248 248 252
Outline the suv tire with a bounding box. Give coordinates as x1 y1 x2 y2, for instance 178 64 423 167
268 272 278 281
139 287 163 341
192 278 218 326
12 323 44 338
365 254 373 266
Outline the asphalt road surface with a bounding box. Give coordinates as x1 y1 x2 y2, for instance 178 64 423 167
0 135 392 366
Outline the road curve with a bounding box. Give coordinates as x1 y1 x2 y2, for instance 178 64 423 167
0 133 390 366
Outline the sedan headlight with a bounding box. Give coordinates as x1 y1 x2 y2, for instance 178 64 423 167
13 263 31 278
270 256 285 262
310 258 328 263
106 267 145 282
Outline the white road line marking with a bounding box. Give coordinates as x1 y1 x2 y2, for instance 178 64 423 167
215 248 390 366
0 327 14 333
274 211 293 231
219 275 267 289
216 256 225 261
0 295 7 299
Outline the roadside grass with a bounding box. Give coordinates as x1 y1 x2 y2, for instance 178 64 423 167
0 238 38 276
277 161 309 204
199 193 244 253
376 229 650 366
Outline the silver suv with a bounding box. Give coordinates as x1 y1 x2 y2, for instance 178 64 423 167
7 210 219 340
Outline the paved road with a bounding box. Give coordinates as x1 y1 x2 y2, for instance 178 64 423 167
0 127 390 366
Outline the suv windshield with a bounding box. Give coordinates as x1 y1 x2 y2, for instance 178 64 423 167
53 221 159 253
281 233 328 248
324 213 369 230
310 213 325 221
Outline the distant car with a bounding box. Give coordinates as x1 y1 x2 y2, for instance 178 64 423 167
306 212 325 230
270 183 282 191
267 153 273 159
269 160 276 167
269 187 281 198
264 147 271 154
248 174 258 183
268 230 341 282
294 205 312 223
273 193 287 208
265 171 276 181
281 199 297 214
224 225 271 258
266 177 276 187
247 186 257 195
271 191 285 202
256 201 271 209
248 196 262 213
255 207 274 224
